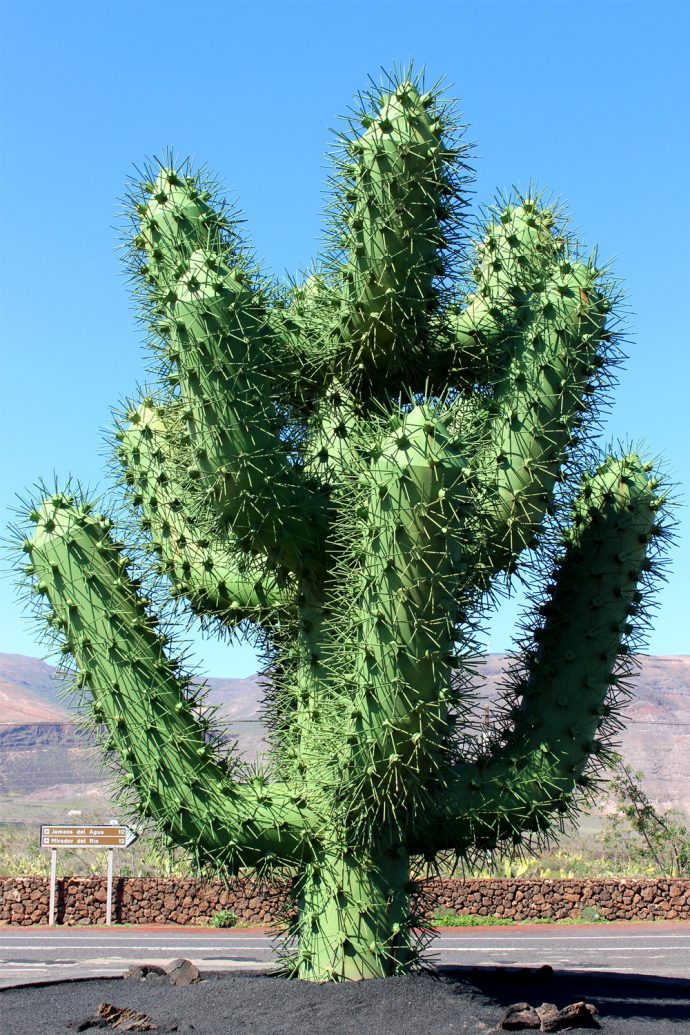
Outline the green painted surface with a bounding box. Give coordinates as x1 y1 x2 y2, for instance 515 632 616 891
14 71 671 981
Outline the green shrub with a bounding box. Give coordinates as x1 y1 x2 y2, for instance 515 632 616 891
210 908 239 928
578 905 605 923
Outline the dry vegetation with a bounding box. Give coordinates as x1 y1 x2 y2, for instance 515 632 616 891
3 766 688 881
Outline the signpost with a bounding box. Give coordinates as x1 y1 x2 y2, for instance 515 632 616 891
40 824 137 925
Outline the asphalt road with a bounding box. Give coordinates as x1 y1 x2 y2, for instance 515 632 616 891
0 923 688 988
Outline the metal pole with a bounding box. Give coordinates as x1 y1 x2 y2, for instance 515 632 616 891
106 848 114 926
48 848 57 926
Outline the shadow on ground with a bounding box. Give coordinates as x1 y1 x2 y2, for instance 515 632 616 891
445 965 690 1028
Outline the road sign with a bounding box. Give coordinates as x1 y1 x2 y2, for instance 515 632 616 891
41 824 138 926
40 825 138 849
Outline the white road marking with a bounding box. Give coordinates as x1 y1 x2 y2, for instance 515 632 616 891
0 959 273 987
0 942 273 951
3 962 48 968
1 968 124 973
435 934 690 941
424 946 682 952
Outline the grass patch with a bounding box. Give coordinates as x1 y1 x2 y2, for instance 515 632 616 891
433 914 514 927
434 910 611 927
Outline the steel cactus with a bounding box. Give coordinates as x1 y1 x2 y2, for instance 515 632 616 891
15 70 671 981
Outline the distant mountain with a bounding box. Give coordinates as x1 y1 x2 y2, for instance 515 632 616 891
0 653 266 724
471 654 690 813
0 654 71 722
0 652 688 816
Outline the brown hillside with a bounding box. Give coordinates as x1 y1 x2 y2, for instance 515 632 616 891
0 654 70 723
0 653 687 817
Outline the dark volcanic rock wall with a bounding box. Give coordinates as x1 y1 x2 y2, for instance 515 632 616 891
1 876 688 926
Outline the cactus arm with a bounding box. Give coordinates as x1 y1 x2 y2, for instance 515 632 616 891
471 248 607 580
443 202 568 388
132 169 328 574
117 398 291 623
331 404 472 834
409 453 665 855
22 494 314 871
434 202 609 583
328 80 462 397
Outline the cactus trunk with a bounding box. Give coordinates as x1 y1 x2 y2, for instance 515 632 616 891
290 848 413 981
13 69 672 980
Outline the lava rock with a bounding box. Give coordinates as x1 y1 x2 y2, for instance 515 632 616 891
498 998 600 1032
165 958 201 987
541 1001 600 1031
535 1003 560 1027
96 1002 157 1031
499 1002 542 1029
124 965 168 982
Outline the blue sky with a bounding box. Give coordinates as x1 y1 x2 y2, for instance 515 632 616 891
1 1 688 678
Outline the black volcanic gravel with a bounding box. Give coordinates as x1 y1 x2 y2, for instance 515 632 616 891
1 967 689 1035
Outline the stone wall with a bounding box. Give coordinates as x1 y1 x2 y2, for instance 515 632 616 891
0 877 291 926
0 876 688 926
424 878 690 922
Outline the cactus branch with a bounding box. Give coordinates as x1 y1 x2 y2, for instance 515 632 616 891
467 209 610 580
130 166 328 574
412 452 666 854
117 397 291 623
22 493 313 871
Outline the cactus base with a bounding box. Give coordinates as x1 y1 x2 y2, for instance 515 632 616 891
289 848 416 981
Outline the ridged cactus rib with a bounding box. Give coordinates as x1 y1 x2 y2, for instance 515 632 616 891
14 69 672 982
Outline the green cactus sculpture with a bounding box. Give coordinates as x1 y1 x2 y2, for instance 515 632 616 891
15 70 671 981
